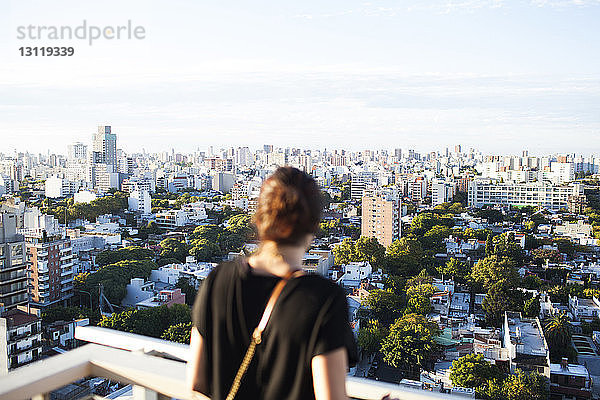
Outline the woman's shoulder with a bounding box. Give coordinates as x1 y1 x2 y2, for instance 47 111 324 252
205 257 248 284
295 273 346 300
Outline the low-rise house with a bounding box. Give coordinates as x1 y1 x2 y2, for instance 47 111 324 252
151 261 215 289
503 311 550 377
337 262 372 289
569 296 600 322
549 359 592 400
135 288 186 310
45 318 89 350
121 278 155 308
431 291 450 316
449 292 471 321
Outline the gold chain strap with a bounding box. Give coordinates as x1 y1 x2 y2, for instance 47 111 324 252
225 332 259 400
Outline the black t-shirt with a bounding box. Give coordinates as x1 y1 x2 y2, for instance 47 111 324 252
192 258 358 400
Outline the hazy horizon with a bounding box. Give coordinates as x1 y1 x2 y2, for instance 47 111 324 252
2 0 599 154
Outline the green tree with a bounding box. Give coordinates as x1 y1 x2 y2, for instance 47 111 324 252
357 320 386 356
158 238 189 262
530 248 561 266
333 238 357 265
191 224 222 243
75 259 157 305
554 238 576 257
381 313 440 374
384 237 423 276
502 370 548 400
176 277 197 306
492 233 525 265
482 283 515 326
190 239 221 262
405 284 436 315
406 269 433 288
523 296 540 318
355 236 386 267
99 304 191 338
411 213 454 237
438 258 470 281
421 225 452 253
333 236 385 267
157 257 182 267
226 213 255 238
42 306 97 324
485 234 494 257
364 289 404 323
161 322 193 344
471 256 519 291
476 208 504 224
449 354 502 390
95 246 155 267
544 312 571 349
478 378 505 400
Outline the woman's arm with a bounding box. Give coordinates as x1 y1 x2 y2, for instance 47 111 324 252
311 347 348 400
186 327 208 395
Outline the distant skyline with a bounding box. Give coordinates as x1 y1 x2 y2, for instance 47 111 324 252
1 0 599 154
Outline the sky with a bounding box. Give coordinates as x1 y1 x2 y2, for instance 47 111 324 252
0 0 599 155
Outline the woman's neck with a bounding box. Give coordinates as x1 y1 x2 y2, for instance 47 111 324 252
248 240 306 277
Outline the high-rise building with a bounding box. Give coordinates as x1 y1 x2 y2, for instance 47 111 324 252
23 210 74 308
394 148 402 160
0 214 28 311
361 190 402 247
92 125 117 171
67 142 87 161
431 179 456 206
0 308 42 374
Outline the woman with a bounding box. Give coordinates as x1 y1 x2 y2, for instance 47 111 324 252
187 166 357 400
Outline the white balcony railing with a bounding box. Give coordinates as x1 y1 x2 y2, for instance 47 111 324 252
0 326 461 400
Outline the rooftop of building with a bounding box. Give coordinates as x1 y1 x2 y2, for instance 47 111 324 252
550 363 589 377
1 308 39 328
505 313 548 357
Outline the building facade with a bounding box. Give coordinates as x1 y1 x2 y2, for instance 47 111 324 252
361 192 402 247
468 179 579 210
0 308 42 374
0 214 28 310
25 231 74 308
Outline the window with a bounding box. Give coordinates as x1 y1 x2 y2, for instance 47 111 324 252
11 244 23 259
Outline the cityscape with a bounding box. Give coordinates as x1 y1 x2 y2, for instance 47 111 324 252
1 125 600 399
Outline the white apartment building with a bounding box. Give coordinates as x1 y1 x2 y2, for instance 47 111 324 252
45 176 80 198
431 179 456 206
180 202 208 223
468 179 579 210
155 209 191 230
128 190 152 215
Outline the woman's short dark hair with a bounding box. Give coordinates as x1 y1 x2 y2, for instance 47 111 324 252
253 166 322 245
